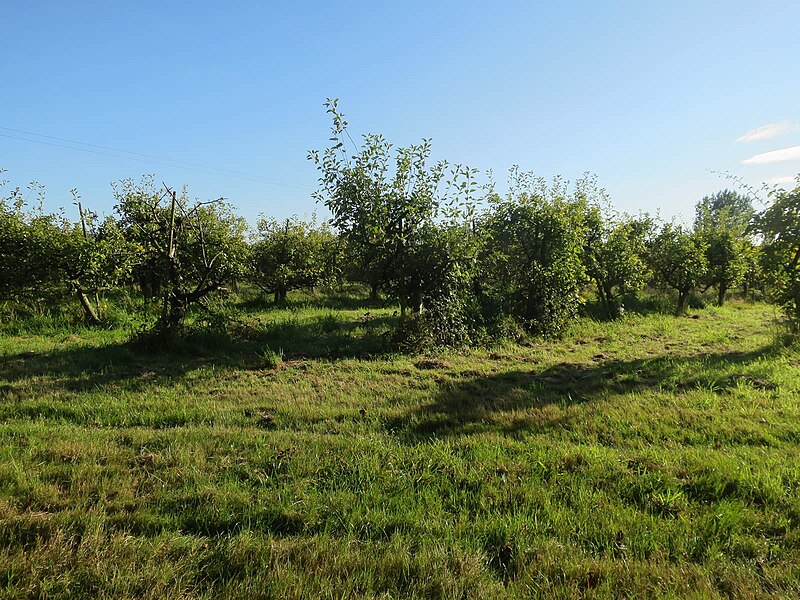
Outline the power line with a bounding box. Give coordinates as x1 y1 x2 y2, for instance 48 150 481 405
1 125 306 184
0 126 315 190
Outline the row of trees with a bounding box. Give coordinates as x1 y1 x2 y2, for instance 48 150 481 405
0 174 248 339
307 100 787 343
2 102 800 344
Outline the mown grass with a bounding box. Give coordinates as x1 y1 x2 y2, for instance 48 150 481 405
1 298 799 598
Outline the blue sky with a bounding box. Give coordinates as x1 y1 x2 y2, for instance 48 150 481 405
2 1 799 225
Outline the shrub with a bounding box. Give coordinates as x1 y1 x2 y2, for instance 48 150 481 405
477 171 589 335
584 210 652 319
648 224 708 314
249 215 341 304
113 176 248 338
757 176 800 329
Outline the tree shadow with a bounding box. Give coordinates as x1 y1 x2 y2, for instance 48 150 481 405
315 294 391 311
387 344 784 442
0 337 241 396
580 291 675 321
255 313 395 359
235 290 391 313
0 311 398 397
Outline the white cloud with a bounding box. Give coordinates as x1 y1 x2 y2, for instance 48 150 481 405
742 146 800 165
767 175 798 186
735 121 797 143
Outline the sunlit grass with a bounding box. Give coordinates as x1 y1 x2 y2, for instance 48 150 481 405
1 299 799 598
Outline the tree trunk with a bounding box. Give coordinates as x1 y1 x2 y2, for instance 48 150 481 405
602 284 620 319
410 287 423 313
77 289 101 325
596 283 610 319
274 288 287 305
168 297 187 330
151 294 186 342
370 281 380 301
717 283 727 307
794 299 800 333
525 282 540 325
677 289 688 314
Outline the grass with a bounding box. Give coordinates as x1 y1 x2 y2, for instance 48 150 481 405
1 296 799 598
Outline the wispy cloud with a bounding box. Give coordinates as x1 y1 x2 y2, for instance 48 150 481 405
742 146 800 165
735 121 797 143
767 175 798 186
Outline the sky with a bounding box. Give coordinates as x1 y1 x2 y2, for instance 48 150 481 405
2 1 800 226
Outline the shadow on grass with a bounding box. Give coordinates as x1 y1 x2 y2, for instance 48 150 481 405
580 291 676 321
390 344 784 441
0 312 398 396
259 313 395 359
578 288 761 321
235 291 392 313
0 336 243 395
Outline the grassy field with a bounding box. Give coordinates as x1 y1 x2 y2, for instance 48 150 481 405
1 298 799 598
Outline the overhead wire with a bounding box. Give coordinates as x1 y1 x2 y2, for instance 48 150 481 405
0 126 315 191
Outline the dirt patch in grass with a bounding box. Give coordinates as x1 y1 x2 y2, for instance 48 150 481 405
414 358 451 370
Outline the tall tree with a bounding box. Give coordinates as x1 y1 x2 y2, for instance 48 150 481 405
649 224 708 313
249 215 340 304
0 176 133 323
309 98 481 315
694 189 754 305
584 210 652 318
113 176 248 338
477 170 590 335
757 176 800 329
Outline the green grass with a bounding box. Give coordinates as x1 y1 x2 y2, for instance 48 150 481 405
1 298 800 598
